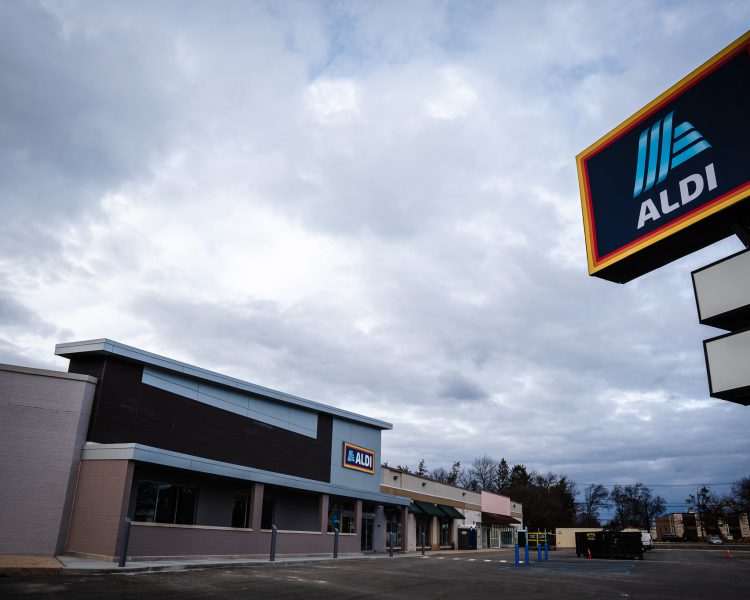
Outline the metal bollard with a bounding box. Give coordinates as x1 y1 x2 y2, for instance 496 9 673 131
421 532 426 556
525 543 529 564
334 527 339 558
118 517 132 568
270 524 277 561
515 543 520 564
537 544 542 562
388 532 394 558
545 542 549 561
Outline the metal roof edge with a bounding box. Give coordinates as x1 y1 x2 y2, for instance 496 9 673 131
0 362 98 384
55 339 393 430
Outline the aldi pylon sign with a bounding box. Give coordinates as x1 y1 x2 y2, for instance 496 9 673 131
577 31 750 283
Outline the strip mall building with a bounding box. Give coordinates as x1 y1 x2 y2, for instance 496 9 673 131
0 339 410 560
380 467 522 550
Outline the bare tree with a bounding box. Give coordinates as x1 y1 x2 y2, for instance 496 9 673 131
578 483 609 527
686 485 733 537
469 455 497 491
731 476 750 512
430 466 450 483
610 482 665 530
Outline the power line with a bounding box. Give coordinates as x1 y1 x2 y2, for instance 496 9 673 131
577 482 734 487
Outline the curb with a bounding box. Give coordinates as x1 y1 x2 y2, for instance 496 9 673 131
0 567 63 577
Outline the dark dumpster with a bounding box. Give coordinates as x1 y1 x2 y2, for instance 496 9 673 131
575 530 644 560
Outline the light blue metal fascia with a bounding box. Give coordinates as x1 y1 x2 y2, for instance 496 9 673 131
54 338 393 431
81 442 410 506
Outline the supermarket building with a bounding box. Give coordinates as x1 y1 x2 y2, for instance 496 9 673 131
0 339 410 560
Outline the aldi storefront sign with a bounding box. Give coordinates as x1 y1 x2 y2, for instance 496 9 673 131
343 442 375 474
577 31 750 283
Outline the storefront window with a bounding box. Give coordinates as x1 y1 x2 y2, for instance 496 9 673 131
386 511 402 547
260 497 275 529
231 494 249 528
416 517 430 548
328 497 356 533
440 519 451 546
134 481 197 525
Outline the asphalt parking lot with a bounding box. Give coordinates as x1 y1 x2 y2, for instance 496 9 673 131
1 548 748 599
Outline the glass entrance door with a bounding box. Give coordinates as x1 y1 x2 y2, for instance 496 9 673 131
361 516 374 551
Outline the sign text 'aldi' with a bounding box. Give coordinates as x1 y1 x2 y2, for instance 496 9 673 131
343 442 375 474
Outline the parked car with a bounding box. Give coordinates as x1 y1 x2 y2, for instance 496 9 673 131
706 537 723 544
661 534 684 542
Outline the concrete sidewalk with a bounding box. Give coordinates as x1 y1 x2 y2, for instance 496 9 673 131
57 551 425 574
3 547 515 575
3 552 414 576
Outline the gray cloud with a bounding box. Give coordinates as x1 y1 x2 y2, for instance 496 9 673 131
2 1 749 514
437 371 488 401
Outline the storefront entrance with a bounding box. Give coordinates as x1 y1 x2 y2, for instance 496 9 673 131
361 514 375 551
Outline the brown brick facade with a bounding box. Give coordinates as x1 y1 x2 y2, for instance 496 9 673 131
66 460 134 559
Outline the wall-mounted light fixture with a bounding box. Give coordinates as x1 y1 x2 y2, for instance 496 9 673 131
422 482 427 487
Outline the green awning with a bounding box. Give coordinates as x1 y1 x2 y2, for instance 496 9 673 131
412 500 445 518
409 501 427 515
438 504 465 520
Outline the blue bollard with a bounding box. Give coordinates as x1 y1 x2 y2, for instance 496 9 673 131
537 544 542 561
525 543 529 564
545 542 549 561
515 544 520 564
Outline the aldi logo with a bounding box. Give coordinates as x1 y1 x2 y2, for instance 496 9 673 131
577 31 750 283
632 110 711 199
343 442 375 474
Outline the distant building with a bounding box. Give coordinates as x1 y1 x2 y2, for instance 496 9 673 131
656 511 750 541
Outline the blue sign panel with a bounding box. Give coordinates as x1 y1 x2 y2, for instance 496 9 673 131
343 442 375 474
578 32 750 283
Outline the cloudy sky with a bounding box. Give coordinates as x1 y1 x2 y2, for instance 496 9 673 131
2 1 748 515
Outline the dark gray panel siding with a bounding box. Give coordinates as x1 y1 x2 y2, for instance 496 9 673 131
69 357 333 482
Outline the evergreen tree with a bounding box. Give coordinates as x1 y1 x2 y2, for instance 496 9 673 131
496 458 510 493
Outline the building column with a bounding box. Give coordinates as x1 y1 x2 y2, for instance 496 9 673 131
249 482 264 530
355 499 363 538
319 493 330 533
400 506 409 551
374 506 386 553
